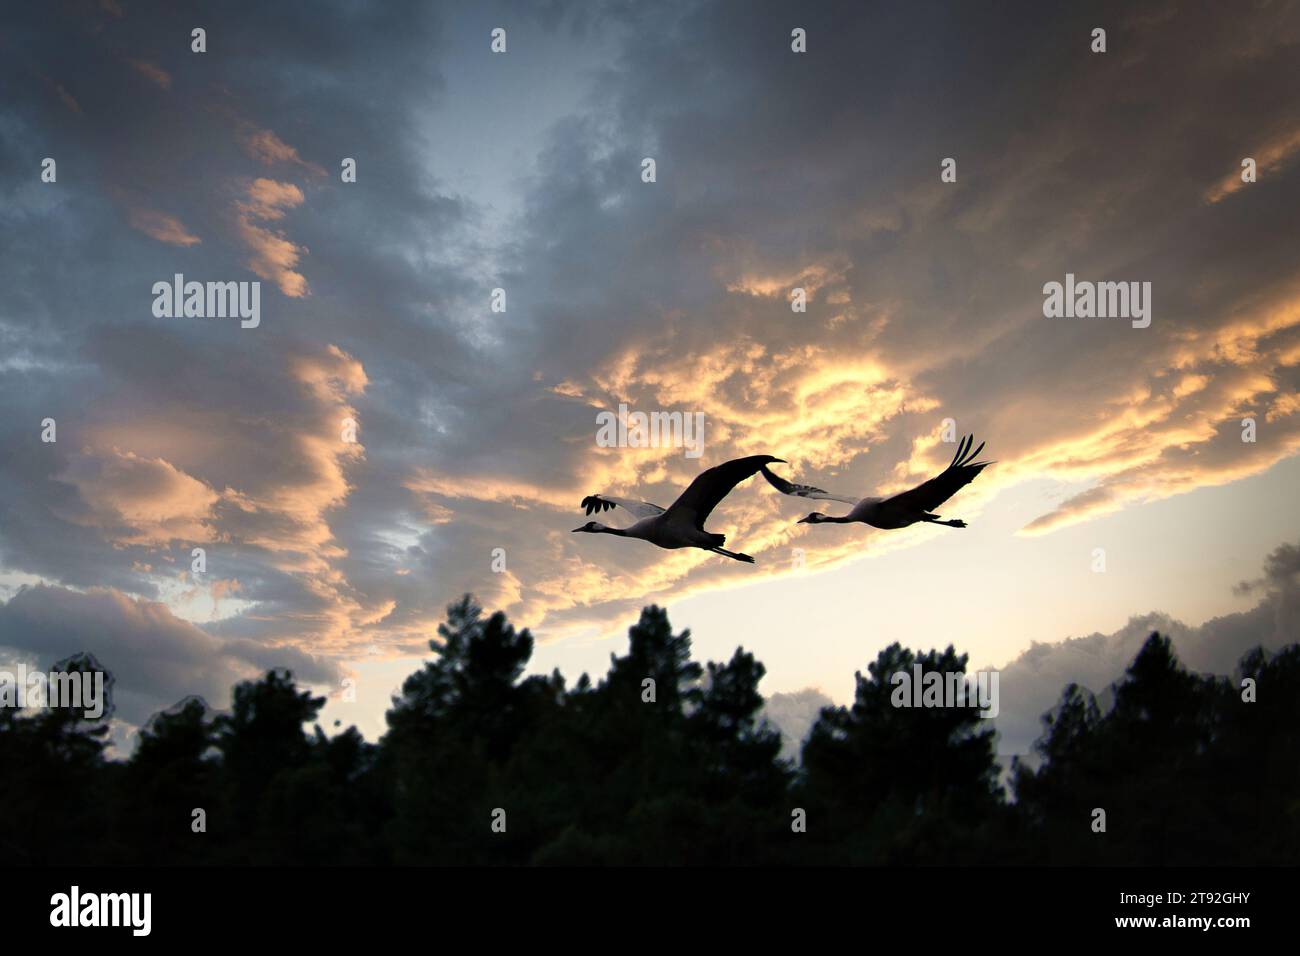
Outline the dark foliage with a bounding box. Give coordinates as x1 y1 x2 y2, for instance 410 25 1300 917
2 597 1294 865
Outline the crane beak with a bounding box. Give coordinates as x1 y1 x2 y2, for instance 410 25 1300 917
571 526 586 533
797 515 813 524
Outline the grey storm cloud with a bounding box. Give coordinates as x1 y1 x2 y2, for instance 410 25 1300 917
991 538 1300 761
760 687 835 763
0 584 338 729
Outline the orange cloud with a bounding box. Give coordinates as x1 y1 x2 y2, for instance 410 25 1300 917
59 449 220 547
1013 287 1300 535
239 127 326 177
399 327 948 630
235 178 309 296
128 208 200 246
1205 126 1300 204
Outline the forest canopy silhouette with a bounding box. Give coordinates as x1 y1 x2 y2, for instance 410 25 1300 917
2 595 1295 866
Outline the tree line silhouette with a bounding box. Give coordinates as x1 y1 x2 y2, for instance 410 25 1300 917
2 595 1296 865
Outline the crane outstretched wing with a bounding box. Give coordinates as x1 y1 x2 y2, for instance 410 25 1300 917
760 465 859 505
665 455 785 530
883 434 992 513
580 495 666 520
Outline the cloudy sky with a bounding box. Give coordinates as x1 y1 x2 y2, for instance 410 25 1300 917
2 0 1298 753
